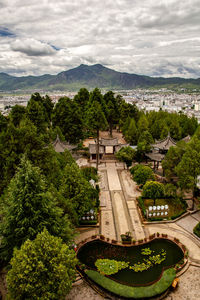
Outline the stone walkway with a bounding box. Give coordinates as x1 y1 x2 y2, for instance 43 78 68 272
100 162 145 241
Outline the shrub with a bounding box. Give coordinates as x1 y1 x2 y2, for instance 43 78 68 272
131 165 155 185
137 196 146 216
85 268 176 298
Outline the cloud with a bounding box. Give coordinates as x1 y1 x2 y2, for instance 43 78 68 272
10 38 57 56
0 0 199 78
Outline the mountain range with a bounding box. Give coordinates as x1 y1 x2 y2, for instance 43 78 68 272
0 64 200 91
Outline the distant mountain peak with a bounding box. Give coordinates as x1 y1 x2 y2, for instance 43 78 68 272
0 64 199 91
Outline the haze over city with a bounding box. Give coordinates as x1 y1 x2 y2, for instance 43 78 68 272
0 0 200 78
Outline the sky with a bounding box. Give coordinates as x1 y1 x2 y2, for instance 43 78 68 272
0 0 200 78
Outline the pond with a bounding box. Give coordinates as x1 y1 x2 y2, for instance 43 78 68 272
77 238 184 286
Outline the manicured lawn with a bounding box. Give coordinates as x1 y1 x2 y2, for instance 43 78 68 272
143 198 186 220
85 268 176 299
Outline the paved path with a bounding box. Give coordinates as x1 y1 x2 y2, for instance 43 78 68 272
99 162 145 241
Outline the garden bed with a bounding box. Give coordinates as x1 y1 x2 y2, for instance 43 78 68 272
142 198 187 220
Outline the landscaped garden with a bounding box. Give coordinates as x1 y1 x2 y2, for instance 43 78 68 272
77 238 185 298
141 197 187 221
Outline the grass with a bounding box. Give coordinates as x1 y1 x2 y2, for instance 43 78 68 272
143 198 186 220
85 268 176 299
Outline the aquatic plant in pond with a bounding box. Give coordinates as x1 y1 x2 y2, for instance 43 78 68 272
95 259 129 275
95 248 166 274
141 247 152 255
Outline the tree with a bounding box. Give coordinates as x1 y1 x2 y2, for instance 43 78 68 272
85 100 107 169
59 162 96 224
115 146 136 168
130 165 155 186
175 137 200 208
142 181 165 205
0 157 73 262
164 183 177 198
52 97 83 144
162 141 186 179
6 228 77 300
137 114 149 135
136 130 154 162
9 105 26 127
119 100 139 130
0 112 7 133
74 88 90 112
26 98 47 133
104 91 118 137
124 118 138 145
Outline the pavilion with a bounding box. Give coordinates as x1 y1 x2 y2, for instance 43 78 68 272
52 135 77 153
146 133 191 169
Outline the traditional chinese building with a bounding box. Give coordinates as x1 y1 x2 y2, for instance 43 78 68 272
52 135 77 153
89 137 127 161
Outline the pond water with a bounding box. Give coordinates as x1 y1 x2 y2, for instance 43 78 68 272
77 238 184 286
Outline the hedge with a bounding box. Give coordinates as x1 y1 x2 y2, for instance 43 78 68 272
79 220 98 225
193 222 200 238
85 268 176 299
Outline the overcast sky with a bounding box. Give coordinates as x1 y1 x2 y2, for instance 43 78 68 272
0 0 200 78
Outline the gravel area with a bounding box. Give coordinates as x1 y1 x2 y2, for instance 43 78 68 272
66 266 200 300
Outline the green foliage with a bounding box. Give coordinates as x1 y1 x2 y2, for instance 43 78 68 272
85 100 108 132
130 249 166 272
162 141 186 179
193 222 200 238
137 196 146 216
6 229 77 300
0 112 7 132
81 166 98 182
131 164 155 185
59 162 96 225
115 146 136 167
86 268 176 298
74 88 90 111
95 259 129 275
124 118 138 145
104 91 119 136
136 130 154 162
52 97 83 143
142 181 165 205
141 248 152 255
0 157 73 262
164 183 177 198
26 96 47 133
9 105 26 127
176 137 200 194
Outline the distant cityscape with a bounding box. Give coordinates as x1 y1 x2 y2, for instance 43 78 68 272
1 88 200 123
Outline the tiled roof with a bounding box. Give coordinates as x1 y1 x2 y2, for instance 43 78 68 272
52 135 77 153
152 133 176 150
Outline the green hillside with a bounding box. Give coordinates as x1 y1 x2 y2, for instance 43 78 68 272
0 64 200 91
